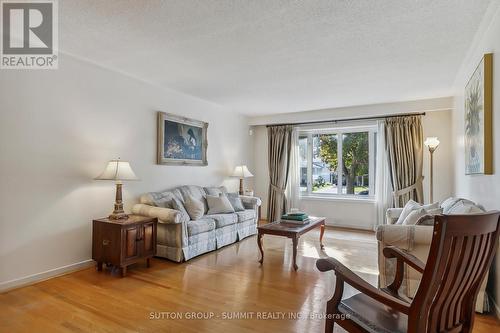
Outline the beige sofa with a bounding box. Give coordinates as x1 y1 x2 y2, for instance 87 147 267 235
376 197 490 313
132 185 261 262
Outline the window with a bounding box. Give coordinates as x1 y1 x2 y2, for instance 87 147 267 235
298 126 377 198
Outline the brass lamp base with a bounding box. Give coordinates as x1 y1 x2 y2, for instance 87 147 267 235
239 178 244 195
109 212 129 220
109 183 129 220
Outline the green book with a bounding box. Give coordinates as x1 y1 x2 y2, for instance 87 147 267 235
281 214 309 221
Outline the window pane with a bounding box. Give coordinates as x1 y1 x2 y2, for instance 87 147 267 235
299 135 308 192
312 134 338 194
341 132 369 195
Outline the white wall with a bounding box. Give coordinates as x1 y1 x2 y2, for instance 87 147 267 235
0 53 252 288
451 1 500 316
252 103 454 230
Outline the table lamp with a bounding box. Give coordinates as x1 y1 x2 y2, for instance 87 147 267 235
231 165 254 195
424 137 440 203
95 158 139 220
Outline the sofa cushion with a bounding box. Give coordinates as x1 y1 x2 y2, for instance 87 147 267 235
206 213 238 228
185 195 205 220
236 209 256 222
170 198 190 222
141 189 180 207
204 186 228 196
226 192 245 212
177 185 208 213
207 193 235 214
187 218 216 236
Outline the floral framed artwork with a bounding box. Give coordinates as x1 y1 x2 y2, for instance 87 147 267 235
464 53 493 175
157 112 208 166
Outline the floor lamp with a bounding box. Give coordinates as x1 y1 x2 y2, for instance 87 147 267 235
424 137 440 203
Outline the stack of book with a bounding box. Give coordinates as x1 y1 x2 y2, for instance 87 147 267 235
281 212 310 225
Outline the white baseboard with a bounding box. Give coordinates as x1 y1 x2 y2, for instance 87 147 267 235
0 259 94 293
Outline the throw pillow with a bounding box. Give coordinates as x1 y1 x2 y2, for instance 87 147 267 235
414 207 443 226
396 200 422 224
415 214 436 226
206 193 235 214
171 198 190 222
447 200 485 214
226 192 245 212
184 195 205 220
402 208 427 225
422 202 440 210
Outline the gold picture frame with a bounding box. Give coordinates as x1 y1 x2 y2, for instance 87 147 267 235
464 53 493 175
157 111 208 166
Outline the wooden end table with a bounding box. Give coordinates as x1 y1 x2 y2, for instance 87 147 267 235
257 217 326 271
92 215 157 277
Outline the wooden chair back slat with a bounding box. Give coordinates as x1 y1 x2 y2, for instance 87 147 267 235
409 212 500 333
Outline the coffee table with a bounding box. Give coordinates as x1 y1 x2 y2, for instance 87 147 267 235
257 217 326 271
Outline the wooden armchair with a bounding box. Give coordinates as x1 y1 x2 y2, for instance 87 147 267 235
316 212 500 333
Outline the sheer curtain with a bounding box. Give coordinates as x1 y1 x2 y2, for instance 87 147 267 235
375 121 392 228
286 128 300 212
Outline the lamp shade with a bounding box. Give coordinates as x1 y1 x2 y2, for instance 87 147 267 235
231 165 254 178
94 159 139 181
424 137 440 149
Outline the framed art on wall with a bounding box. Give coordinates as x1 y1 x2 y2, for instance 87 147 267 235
157 112 208 166
464 53 493 175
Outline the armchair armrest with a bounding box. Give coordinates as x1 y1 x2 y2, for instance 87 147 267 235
376 225 433 251
383 246 425 273
317 257 410 314
382 246 425 295
386 208 404 224
132 204 183 224
240 195 261 208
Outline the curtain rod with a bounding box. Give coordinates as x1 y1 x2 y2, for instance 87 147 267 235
265 112 426 127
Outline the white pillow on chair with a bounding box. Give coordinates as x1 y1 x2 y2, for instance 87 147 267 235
396 200 441 225
396 200 422 224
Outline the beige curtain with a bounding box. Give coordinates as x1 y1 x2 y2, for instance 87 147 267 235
385 116 424 207
267 125 293 222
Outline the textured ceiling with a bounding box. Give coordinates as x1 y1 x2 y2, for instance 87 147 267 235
60 0 492 115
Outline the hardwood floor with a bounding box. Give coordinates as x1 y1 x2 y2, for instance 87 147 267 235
0 227 498 332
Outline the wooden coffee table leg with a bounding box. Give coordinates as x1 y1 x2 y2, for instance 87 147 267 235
320 223 325 249
258 232 264 264
292 236 299 271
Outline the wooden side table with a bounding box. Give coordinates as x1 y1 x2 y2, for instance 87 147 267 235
92 215 157 277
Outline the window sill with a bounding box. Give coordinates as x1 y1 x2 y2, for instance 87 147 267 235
299 194 376 203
